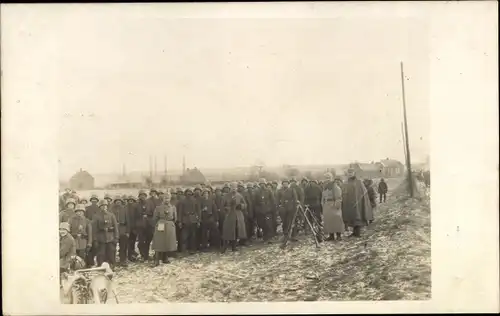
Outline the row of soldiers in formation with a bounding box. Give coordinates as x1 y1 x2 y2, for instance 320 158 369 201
59 171 389 270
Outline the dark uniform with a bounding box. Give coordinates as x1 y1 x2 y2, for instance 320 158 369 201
199 191 220 250
278 181 299 237
178 189 201 253
110 196 131 266
92 200 119 268
377 179 388 203
213 188 225 246
253 182 275 242
136 192 152 260
68 205 92 265
126 195 139 261
305 180 323 227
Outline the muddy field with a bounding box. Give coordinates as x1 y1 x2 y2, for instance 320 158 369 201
97 177 431 303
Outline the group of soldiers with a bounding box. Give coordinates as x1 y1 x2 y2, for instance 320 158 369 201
59 169 388 271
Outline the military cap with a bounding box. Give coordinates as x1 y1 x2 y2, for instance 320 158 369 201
290 177 297 183
75 204 86 212
194 184 202 191
71 190 77 194
215 187 222 192
253 183 259 188
282 179 290 184
121 194 128 200
301 177 309 183
223 182 230 189
202 188 210 194
113 195 123 202
79 197 88 203
272 180 278 185
158 189 165 195
258 178 267 185
247 182 254 188
127 195 136 201
230 182 238 189
138 190 147 197
185 188 193 194
237 182 245 188
150 188 158 194
59 222 71 232
324 172 334 181
99 200 108 207
89 194 99 202
311 179 319 184
176 187 184 193
104 194 112 201
266 182 273 187
65 198 77 206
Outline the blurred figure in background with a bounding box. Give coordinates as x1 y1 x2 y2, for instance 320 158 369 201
59 198 77 223
221 182 247 253
377 178 388 203
363 179 377 224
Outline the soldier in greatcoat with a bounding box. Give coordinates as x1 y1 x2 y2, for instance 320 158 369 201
135 190 151 261
68 204 92 266
221 182 247 253
341 168 373 237
92 200 119 268
236 182 251 246
322 179 344 241
59 198 77 223
278 179 299 240
253 179 275 243
152 192 177 266
59 222 76 273
126 195 139 261
213 187 225 247
178 188 201 254
245 183 257 240
199 189 220 251
111 195 131 267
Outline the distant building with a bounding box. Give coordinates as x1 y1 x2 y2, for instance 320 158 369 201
348 162 383 179
379 158 404 177
180 167 207 185
107 174 144 189
69 169 95 190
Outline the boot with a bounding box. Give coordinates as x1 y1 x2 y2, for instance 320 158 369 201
336 233 342 241
162 253 170 264
353 226 361 237
325 234 335 241
152 252 160 267
221 241 228 254
231 240 237 252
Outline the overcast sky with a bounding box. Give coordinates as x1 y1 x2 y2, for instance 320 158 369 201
49 9 430 178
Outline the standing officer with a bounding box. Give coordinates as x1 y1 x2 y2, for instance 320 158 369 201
92 200 119 269
178 188 201 254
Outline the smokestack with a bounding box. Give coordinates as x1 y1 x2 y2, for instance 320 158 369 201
164 155 167 176
122 164 126 176
182 155 186 175
149 156 153 178
154 156 157 176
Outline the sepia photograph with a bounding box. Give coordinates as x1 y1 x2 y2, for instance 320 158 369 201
54 6 432 304
1 1 498 314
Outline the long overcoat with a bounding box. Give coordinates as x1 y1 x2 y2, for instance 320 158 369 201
341 177 373 227
221 192 247 241
152 204 177 252
322 184 345 234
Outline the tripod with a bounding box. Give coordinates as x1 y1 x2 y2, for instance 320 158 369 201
280 204 322 249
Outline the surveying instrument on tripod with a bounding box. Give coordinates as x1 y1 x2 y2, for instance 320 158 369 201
280 203 325 249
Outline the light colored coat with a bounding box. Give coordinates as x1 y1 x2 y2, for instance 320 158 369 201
322 183 345 234
152 204 177 252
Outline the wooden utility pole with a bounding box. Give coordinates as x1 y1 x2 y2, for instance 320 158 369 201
400 62 414 197
401 122 408 163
